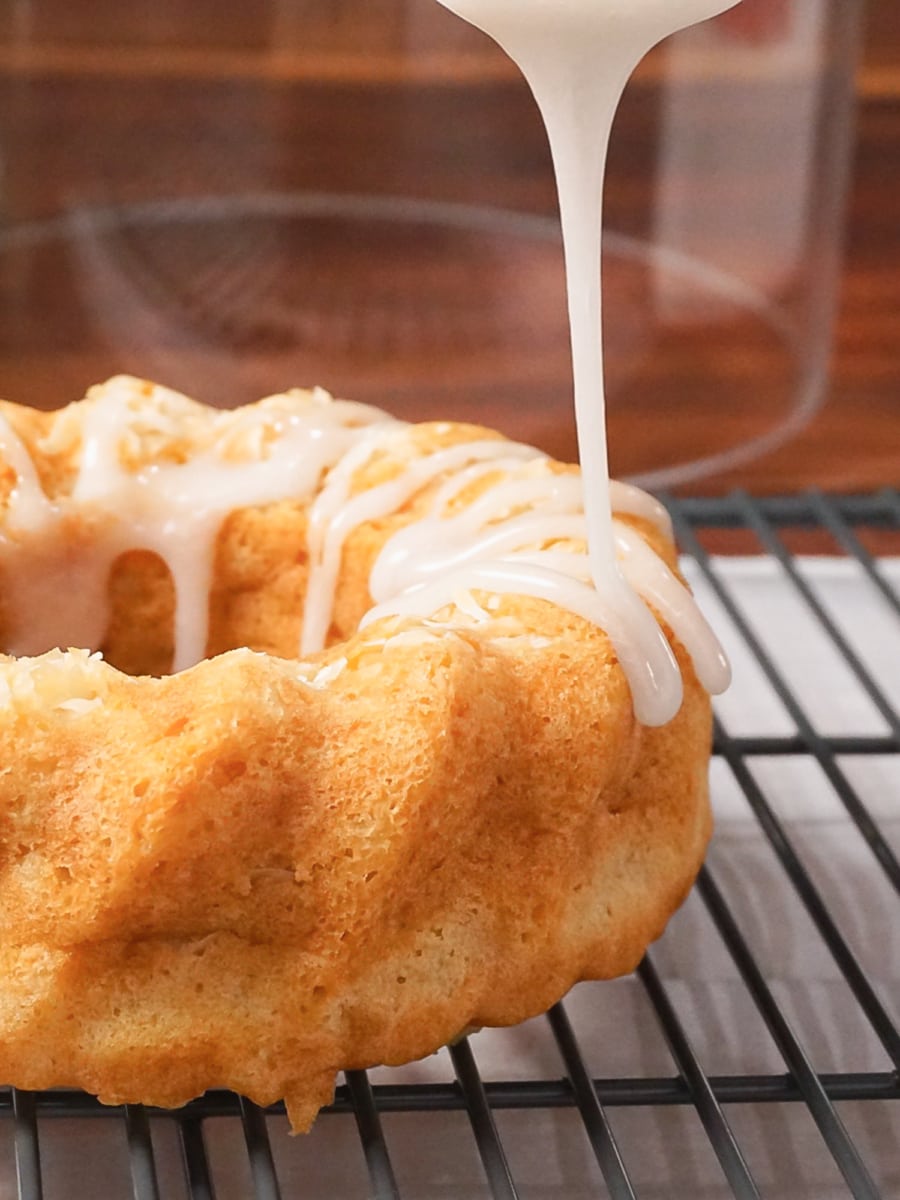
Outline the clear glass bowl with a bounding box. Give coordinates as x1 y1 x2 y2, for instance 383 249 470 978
0 0 863 485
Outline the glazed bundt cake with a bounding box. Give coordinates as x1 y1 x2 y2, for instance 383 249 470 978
0 376 728 1129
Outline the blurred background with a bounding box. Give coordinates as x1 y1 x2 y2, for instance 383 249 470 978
0 0 895 492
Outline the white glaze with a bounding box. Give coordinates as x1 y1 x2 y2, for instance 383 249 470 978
303 433 537 654
433 0 738 720
0 375 728 723
0 379 389 671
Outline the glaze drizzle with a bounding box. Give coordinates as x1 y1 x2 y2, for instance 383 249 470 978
0 377 728 725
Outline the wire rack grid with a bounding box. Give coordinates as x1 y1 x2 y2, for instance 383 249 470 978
1 489 898 1200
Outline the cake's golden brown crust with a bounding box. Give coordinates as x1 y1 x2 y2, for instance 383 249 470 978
0 391 712 1129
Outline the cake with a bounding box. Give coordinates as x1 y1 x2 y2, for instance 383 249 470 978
0 376 727 1129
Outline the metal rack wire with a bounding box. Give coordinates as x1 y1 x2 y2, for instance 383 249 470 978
1 489 898 1199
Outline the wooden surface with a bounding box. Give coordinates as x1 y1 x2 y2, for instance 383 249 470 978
0 0 897 495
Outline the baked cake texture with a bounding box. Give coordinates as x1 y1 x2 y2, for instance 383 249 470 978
0 377 719 1129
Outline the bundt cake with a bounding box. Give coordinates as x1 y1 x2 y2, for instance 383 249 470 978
0 375 728 1129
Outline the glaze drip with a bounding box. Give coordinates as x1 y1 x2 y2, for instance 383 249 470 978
432 0 739 721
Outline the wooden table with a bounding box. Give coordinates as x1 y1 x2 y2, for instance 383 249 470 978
0 0 896 495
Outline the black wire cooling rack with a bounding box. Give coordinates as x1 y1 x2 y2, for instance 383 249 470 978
1 489 898 1200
